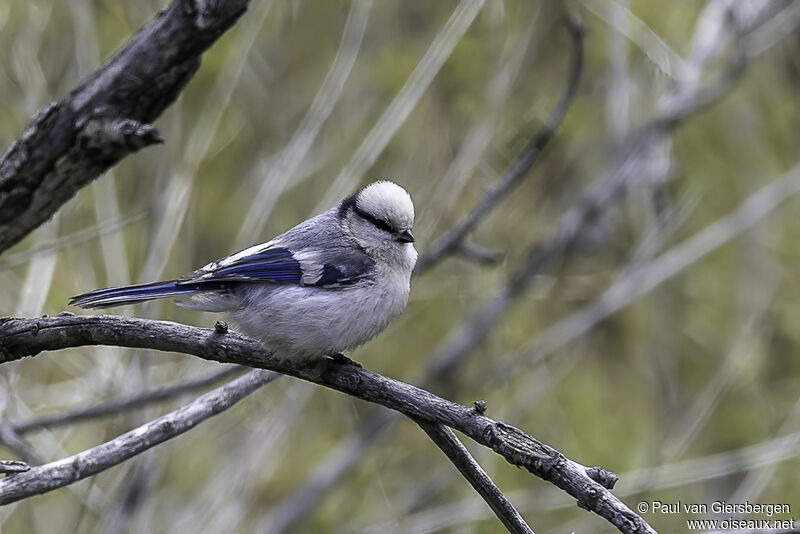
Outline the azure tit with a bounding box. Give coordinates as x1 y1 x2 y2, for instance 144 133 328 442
70 181 417 362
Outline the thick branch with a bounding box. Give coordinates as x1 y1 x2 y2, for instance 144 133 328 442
0 0 249 253
416 419 534 534
0 315 653 534
0 369 275 505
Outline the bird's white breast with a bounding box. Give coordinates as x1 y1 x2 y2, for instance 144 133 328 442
230 262 411 361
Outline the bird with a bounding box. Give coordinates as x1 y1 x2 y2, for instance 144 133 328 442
70 180 417 363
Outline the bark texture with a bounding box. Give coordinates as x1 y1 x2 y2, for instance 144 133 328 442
0 0 249 253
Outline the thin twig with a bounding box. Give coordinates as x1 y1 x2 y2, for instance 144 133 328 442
415 14 584 274
0 369 276 505
0 460 29 475
729 394 800 506
9 366 243 434
0 315 654 534
0 211 145 271
367 423 800 531
494 159 800 381
581 0 688 80
416 419 534 534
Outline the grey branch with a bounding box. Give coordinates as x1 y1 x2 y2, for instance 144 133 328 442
415 14 584 274
8 366 243 434
416 419 534 534
0 369 276 505
0 314 654 534
0 460 30 475
0 0 249 254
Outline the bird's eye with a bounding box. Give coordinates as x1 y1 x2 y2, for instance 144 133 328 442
354 207 395 234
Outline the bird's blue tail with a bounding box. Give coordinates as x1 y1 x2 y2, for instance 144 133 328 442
69 280 207 309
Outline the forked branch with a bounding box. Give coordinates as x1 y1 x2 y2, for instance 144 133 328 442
0 314 654 534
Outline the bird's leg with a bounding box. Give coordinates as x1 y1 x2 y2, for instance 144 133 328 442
328 352 362 368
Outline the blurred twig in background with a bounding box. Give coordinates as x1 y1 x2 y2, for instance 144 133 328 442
314 0 487 212
415 14 584 274
7 366 242 434
236 0 372 247
415 15 583 274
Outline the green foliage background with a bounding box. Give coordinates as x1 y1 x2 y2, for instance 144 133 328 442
1 1 799 532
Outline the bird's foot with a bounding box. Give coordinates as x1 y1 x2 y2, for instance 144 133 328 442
328 353 362 368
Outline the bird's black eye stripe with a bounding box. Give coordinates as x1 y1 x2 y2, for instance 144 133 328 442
354 206 395 233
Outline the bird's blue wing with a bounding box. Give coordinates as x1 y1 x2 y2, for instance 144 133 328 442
204 248 302 283
180 244 374 287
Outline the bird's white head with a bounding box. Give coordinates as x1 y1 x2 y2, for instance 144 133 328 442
338 181 417 268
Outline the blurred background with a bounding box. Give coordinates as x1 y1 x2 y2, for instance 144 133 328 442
1 0 800 532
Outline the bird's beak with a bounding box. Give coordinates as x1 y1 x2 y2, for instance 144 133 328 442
396 229 415 243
